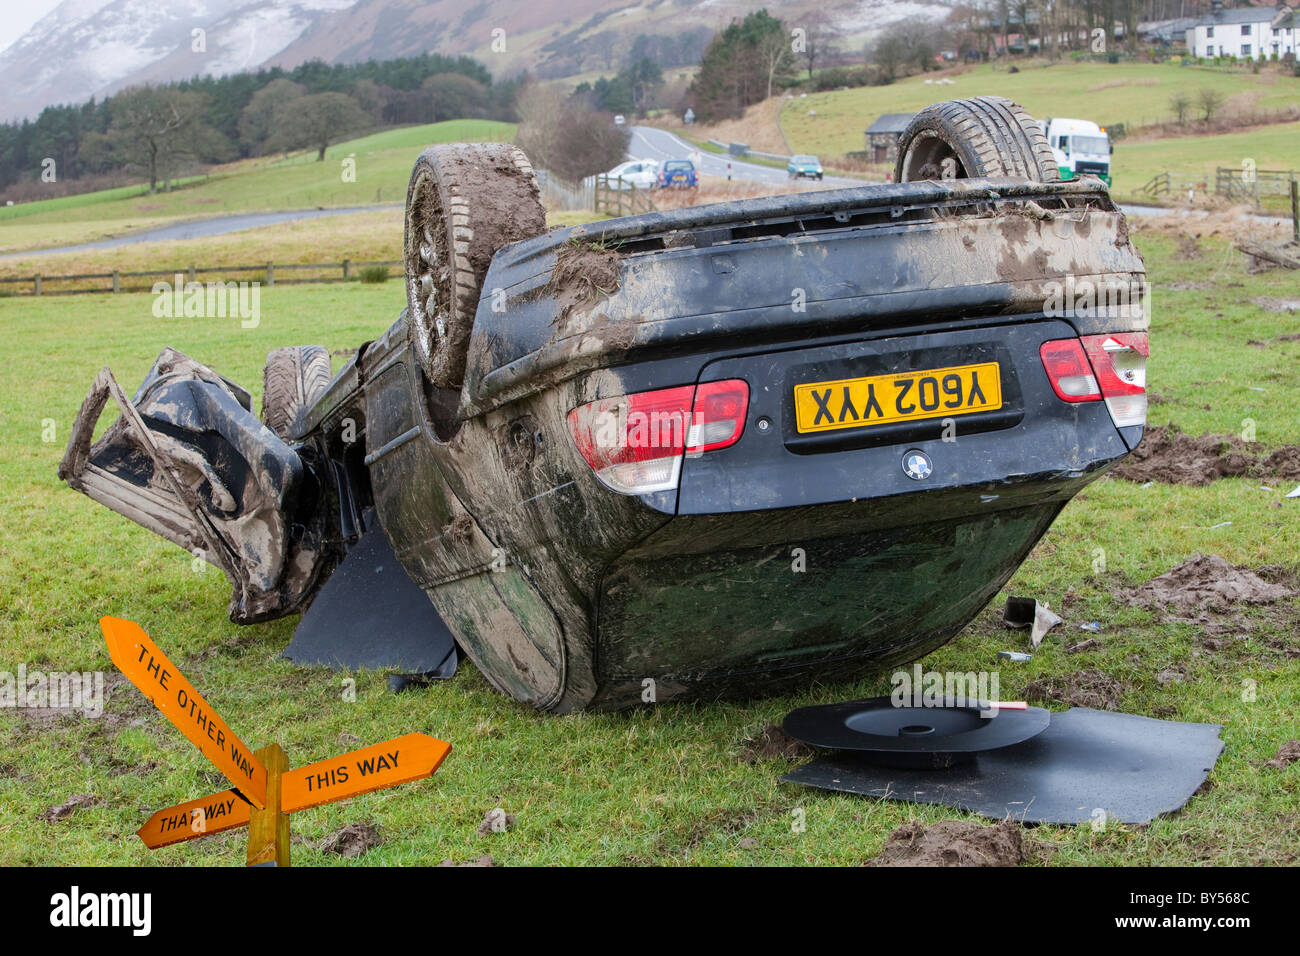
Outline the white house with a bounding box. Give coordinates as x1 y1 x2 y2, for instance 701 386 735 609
1186 3 1296 59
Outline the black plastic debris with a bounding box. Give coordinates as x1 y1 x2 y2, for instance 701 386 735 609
283 518 458 679
783 697 1049 769
1003 596 1063 647
781 707 1224 825
1003 597 1039 628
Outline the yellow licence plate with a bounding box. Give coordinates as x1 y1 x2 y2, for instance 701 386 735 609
793 362 1002 434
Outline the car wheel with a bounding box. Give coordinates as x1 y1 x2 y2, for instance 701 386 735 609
403 143 546 389
894 96 1060 184
262 345 331 441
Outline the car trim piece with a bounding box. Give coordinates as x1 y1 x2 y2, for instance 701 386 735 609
363 425 421 465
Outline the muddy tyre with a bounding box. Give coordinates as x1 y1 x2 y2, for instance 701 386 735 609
404 143 546 388
894 96 1060 184
262 345 331 440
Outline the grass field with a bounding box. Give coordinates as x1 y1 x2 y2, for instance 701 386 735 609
0 120 515 254
0 227 1297 865
781 61 1300 193
0 210 404 293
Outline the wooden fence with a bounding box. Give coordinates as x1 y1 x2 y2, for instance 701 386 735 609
1136 171 1171 199
594 175 656 217
1215 167 1298 206
0 259 403 297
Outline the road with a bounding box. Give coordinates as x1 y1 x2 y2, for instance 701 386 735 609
628 125 864 189
1 205 400 260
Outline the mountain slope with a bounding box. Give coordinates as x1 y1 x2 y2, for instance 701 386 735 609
0 0 360 121
0 0 953 120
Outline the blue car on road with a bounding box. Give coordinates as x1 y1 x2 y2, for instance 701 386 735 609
787 154 824 180
658 159 698 188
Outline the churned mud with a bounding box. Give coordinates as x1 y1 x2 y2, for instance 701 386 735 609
1025 669 1128 710
1253 297 1300 315
38 794 100 822
739 722 815 763
318 822 382 857
1112 425 1300 485
1125 554 1295 617
868 819 1037 867
439 854 497 866
1264 740 1300 770
478 808 516 834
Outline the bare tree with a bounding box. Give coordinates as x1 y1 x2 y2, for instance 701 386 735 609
1169 91 1191 125
796 15 837 80
516 83 629 183
1197 87 1225 123
268 92 370 161
80 86 227 191
756 26 796 100
514 84 566 172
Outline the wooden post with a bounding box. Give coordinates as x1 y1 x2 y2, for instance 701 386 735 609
266 262 274 288
246 742 290 867
112 270 120 294
186 265 196 283
1291 179 1298 245
342 258 350 280
34 274 41 296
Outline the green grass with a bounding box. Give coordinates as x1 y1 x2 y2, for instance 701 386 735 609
0 235 1297 866
1117 122 1300 195
0 120 516 252
0 176 210 223
784 61 1300 192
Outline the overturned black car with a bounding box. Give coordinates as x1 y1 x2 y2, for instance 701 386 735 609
61 98 1148 712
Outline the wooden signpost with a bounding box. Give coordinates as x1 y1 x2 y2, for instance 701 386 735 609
101 617 451 866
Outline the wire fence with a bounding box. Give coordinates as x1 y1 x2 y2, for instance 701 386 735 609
535 169 596 211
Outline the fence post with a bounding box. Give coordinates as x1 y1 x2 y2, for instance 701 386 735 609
342 259 350 280
1292 179 1299 245
34 274 41 296
112 270 120 294
186 265 196 283
266 262 274 288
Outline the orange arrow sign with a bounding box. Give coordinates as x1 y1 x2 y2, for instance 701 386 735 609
137 789 252 849
133 734 452 851
282 733 451 813
101 617 267 808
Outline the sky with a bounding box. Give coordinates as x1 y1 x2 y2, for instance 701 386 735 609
0 0 65 56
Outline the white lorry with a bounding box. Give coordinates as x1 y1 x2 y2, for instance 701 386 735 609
1039 117 1112 186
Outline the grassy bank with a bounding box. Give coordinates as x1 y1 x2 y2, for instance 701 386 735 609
0 120 515 254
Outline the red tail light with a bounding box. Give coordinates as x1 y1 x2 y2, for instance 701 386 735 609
1039 338 1101 402
1040 332 1148 428
686 380 749 454
567 380 749 495
1081 332 1148 428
